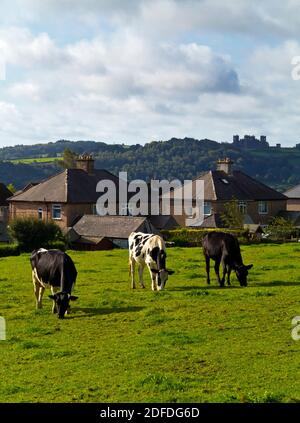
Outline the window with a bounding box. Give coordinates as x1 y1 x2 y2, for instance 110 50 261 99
204 201 212 216
38 207 43 220
258 201 268 214
238 201 247 215
220 178 229 185
52 204 62 220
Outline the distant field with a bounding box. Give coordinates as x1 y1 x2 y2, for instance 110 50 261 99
1 244 300 403
7 157 60 164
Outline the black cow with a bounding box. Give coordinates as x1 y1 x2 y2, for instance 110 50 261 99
202 232 253 287
30 248 78 318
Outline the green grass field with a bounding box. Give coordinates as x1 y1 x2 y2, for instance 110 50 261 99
1 244 300 403
7 157 60 164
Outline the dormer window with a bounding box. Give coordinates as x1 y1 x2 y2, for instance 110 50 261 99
221 178 229 185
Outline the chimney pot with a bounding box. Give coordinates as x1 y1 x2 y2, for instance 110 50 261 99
75 154 95 174
216 157 233 174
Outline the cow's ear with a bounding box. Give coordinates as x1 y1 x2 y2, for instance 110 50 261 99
48 295 56 300
167 269 175 275
70 296 78 301
246 264 253 270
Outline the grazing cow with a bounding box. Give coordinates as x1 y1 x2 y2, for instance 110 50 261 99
202 232 253 287
129 232 174 291
30 248 78 318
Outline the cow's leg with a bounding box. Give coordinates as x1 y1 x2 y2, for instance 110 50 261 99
151 273 157 291
147 266 157 291
221 264 227 286
214 260 223 287
138 264 145 289
32 270 42 309
38 286 45 309
50 286 59 313
33 282 41 309
130 258 136 289
227 266 232 286
205 255 210 284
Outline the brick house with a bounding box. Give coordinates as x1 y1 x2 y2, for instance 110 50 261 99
283 183 300 212
8 155 123 230
168 158 287 228
0 183 13 241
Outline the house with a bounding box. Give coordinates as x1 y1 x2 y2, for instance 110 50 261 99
8 155 124 230
168 158 287 228
244 224 265 241
70 215 158 249
0 183 13 242
283 183 300 212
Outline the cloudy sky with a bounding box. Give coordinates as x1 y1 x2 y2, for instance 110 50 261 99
0 0 300 147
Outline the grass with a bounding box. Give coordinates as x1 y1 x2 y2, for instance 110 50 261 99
7 157 60 164
1 243 300 403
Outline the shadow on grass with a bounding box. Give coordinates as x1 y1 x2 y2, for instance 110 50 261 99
68 306 144 318
171 284 241 291
252 280 300 287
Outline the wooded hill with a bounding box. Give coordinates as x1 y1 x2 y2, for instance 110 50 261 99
1 138 299 191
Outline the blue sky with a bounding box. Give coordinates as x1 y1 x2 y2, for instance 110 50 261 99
0 0 300 147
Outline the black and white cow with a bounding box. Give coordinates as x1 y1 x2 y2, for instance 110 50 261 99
30 248 78 319
129 232 174 291
202 232 253 287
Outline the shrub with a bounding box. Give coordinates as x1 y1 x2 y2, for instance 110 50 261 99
9 218 66 252
0 243 20 257
161 228 249 247
266 217 296 241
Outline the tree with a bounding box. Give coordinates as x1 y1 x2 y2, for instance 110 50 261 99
7 183 16 194
9 218 66 252
267 217 295 241
60 148 77 169
221 199 244 229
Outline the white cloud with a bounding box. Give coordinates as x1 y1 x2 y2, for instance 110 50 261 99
0 1 299 146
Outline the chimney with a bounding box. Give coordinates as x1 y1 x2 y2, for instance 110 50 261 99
216 157 233 175
75 154 95 174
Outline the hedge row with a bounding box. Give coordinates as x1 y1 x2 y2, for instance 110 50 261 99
0 243 20 257
0 240 66 257
161 228 250 247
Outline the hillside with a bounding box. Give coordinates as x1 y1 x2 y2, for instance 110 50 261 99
0 138 299 191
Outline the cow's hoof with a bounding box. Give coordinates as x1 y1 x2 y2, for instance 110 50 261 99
140 285 145 289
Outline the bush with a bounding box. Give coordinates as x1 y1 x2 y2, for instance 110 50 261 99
0 243 20 257
161 228 249 247
9 218 66 252
266 217 296 241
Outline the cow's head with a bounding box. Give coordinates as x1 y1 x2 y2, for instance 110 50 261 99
234 264 253 286
48 292 78 319
152 268 174 290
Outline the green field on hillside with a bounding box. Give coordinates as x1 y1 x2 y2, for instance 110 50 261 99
8 157 60 164
1 244 300 403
